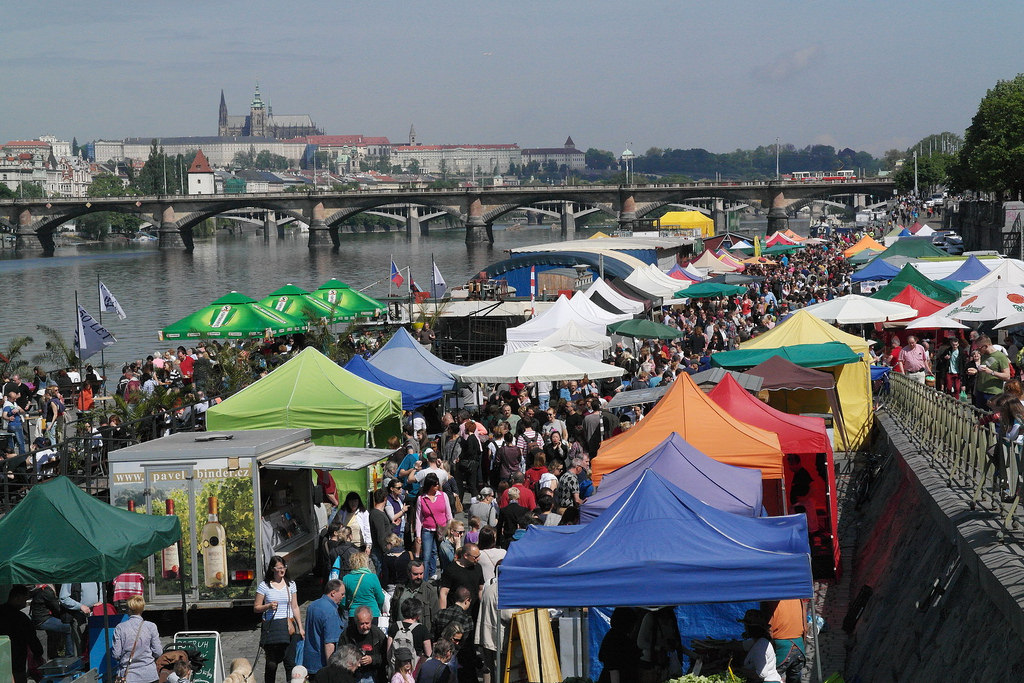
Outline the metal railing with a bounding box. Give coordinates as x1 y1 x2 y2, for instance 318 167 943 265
884 372 1023 538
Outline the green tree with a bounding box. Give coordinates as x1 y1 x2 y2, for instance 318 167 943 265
254 150 288 170
892 152 955 194
80 174 142 239
952 74 1024 198
71 137 80 157
32 324 78 369
0 335 34 378
232 146 258 169
585 148 616 170
406 159 421 174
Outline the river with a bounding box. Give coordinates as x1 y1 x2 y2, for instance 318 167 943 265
0 224 601 373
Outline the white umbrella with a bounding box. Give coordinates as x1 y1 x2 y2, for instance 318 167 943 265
905 313 970 330
995 312 1024 329
451 346 624 383
932 284 1024 322
802 294 918 324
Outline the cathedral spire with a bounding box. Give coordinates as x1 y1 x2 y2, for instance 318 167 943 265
409 124 416 146
218 90 228 135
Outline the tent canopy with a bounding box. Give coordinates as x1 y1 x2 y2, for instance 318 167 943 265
368 327 460 390
625 265 690 298
344 354 443 409
869 263 961 303
498 470 813 609
607 318 685 340
964 259 1024 293
505 295 606 352
161 291 307 340
453 346 624 383
569 290 632 326
260 284 354 323
851 258 901 283
740 311 870 449
886 286 946 322
0 477 181 583
536 320 612 360
745 355 840 392
712 341 861 369
659 210 714 237
206 347 402 447
675 282 748 299
580 433 764 523
310 278 385 316
843 235 885 258
947 254 991 282
592 373 784 485
689 250 738 274
584 278 646 315
874 236 949 261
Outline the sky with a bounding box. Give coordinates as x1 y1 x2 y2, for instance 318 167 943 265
4 1 1022 158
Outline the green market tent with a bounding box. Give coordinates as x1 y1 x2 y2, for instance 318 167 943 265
206 346 402 447
874 237 949 260
937 279 970 293
161 291 308 340
762 244 804 255
310 279 386 317
607 318 685 339
674 282 748 299
710 341 862 370
260 284 356 323
869 264 960 303
0 476 181 583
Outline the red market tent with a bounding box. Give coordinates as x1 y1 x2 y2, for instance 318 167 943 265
883 285 946 327
709 373 841 579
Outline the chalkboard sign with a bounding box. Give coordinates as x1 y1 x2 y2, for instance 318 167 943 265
173 632 223 683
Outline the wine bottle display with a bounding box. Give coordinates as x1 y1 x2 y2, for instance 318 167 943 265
162 498 180 579
202 496 227 588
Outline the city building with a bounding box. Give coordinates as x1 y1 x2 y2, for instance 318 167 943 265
187 149 215 195
521 136 586 171
389 143 521 175
218 85 322 139
0 141 51 194
303 135 392 173
94 137 309 168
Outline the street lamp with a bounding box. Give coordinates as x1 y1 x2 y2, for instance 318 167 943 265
775 137 780 180
621 144 635 185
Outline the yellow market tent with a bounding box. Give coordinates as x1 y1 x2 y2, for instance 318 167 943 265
589 231 612 239
843 235 885 258
659 211 714 238
740 310 871 449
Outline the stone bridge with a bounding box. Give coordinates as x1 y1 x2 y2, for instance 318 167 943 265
0 179 894 254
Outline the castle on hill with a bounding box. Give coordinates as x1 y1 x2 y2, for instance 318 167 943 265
218 84 323 139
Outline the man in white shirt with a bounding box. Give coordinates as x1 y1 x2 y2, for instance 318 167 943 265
414 449 449 487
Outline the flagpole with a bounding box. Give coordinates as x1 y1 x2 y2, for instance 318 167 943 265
74 290 84 405
388 254 393 299
407 265 414 325
431 254 439 322
96 274 106 395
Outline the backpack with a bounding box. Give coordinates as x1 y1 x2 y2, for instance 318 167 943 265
328 543 358 580
389 620 419 675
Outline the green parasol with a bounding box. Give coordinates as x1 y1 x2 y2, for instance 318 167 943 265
160 291 308 340
762 244 804 255
310 278 385 317
260 284 356 323
607 318 686 339
674 282 749 299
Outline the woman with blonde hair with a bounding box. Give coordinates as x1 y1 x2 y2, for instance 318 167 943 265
342 551 387 620
111 595 162 683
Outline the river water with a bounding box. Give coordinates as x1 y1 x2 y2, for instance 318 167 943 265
0 224 599 373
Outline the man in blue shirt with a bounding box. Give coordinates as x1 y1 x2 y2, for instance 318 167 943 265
302 579 345 678
2 391 27 454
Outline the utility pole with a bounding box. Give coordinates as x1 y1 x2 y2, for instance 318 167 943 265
775 137 780 179
913 150 919 197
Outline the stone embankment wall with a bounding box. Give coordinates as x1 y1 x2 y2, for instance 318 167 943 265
843 412 1024 681
950 200 1011 252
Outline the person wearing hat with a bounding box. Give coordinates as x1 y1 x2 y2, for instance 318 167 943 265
726 609 782 682
389 647 415 683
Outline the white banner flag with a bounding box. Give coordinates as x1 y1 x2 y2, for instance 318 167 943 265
98 281 127 320
431 260 447 298
75 305 117 361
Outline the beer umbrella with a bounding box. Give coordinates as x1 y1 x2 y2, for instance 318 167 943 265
607 318 686 340
673 282 748 299
310 278 386 317
259 283 355 323
160 291 307 340
931 284 1024 322
801 294 918 325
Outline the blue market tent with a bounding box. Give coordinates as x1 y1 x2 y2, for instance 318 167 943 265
498 469 813 609
367 327 461 389
899 228 912 236
344 354 443 409
579 433 764 523
947 254 991 282
852 257 901 282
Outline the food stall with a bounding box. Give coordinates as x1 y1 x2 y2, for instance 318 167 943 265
107 428 391 610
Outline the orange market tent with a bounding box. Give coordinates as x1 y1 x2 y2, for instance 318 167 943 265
592 373 785 509
782 228 807 242
843 235 885 258
740 310 872 449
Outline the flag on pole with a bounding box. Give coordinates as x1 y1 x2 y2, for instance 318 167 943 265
74 305 116 361
530 265 536 317
390 260 405 287
431 260 447 298
754 236 762 258
98 281 127 320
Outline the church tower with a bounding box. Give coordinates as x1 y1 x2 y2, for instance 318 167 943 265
409 124 416 146
218 90 229 136
249 84 267 137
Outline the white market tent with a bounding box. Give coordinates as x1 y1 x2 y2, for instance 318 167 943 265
964 259 1024 294
504 295 607 353
690 250 739 274
915 224 936 237
453 346 625 383
625 264 692 299
535 320 613 360
569 290 632 326
680 264 705 281
584 278 646 315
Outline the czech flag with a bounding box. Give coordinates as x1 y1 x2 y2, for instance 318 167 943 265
390 260 404 287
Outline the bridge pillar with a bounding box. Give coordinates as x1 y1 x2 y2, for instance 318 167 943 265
465 196 491 244
157 206 185 249
405 206 421 239
618 192 636 233
560 203 576 240
263 213 275 244
14 208 39 252
711 197 727 235
307 201 332 248
766 188 789 234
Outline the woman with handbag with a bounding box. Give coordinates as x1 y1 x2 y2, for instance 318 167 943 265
111 596 162 683
415 473 452 580
342 552 387 621
255 556 305 683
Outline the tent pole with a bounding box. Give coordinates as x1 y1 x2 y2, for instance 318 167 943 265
534 607 543 683
811 600 823 683
101 582 112 683
178 537 189 630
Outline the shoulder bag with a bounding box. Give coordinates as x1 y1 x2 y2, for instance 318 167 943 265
114 619 145 683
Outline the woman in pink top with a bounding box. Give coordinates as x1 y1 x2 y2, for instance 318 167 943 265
415 472 452 579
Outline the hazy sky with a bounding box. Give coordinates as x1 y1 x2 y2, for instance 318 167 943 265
4 2 1021 157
